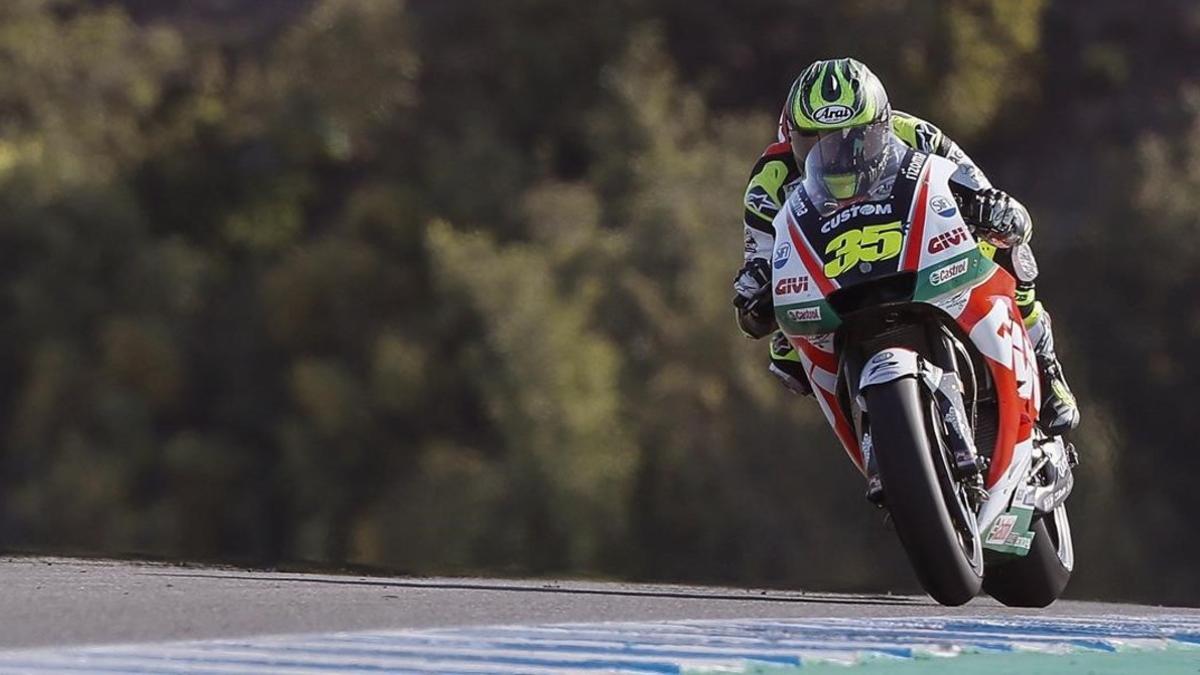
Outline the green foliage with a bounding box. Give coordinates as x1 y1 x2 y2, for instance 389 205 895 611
936 0 1047 138
0 0 1195 604
0 0 184 196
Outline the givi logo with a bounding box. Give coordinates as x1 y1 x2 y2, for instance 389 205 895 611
774 276 810 295
928 226 970 254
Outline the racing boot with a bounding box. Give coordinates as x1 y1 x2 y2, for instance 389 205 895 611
1026 307 1080 436
767 331 812 396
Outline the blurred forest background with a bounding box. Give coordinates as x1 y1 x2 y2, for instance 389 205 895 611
0 0 1198 604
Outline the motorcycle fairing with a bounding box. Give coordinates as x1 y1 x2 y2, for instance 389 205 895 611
773 153 1047 546
954 269 1041 553
794 333 865 473
773 150 997 337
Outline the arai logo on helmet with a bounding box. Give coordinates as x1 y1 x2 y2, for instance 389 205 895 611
812 104 854 124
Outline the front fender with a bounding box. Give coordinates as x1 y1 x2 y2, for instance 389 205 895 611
859 348 944 402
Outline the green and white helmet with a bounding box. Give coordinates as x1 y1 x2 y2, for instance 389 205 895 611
786 58 897 206
785 57 890 133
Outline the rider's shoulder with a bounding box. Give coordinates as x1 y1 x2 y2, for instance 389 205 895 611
891 110 945 153
746 141 800 196
747 140 796 180
756 140 793 163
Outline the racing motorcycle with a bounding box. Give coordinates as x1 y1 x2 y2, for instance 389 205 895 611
770 134 1076 607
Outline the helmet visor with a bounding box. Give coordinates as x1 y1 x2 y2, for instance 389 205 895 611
802 122 892 205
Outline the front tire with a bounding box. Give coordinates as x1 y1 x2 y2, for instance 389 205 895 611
983 505 1073 607
867 377 983 606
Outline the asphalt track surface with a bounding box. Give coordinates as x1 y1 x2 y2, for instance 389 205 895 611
0 557 1197 651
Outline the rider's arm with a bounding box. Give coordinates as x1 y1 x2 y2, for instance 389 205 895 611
738 223 777 338
892 110 994 191
735 150 791 338
742 151 791 259
892 111 1030 248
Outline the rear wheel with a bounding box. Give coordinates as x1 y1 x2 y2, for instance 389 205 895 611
983 505 1073 607
867 377 983 606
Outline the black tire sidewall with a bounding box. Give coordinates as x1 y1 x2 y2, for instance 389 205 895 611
867 376 983 606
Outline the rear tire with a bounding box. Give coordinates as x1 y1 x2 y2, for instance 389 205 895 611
984 506 1073 607
867 377 983 606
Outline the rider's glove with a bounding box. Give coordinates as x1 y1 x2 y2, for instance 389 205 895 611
733 258 772 313
961 188 1031 248
733 258 775 337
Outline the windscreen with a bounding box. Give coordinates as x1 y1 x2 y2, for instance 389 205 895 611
802 122 897 212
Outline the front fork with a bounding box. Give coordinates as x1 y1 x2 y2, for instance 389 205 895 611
928 368 989 506
856 348 987 507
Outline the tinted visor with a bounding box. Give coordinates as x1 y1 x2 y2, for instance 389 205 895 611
802 122 892 204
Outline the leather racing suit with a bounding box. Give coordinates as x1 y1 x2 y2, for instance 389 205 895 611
736 110 1079 436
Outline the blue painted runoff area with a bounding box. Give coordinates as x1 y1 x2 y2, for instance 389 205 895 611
0 615 1195 673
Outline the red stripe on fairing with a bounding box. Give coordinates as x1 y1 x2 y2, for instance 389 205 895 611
901 165 931 271
795 335 837 373
795 337 864 474
822 388 865 474
785 210 838 295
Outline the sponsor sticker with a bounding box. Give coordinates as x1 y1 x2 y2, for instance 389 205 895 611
864 351 900 379
806 332 834 351
929 258 970 286
927 225 970 254
864 357 905 385
787 196 806 218
866 355 897 372
812 104 853 124
787 193 808 218
819 202 894 233
786 306 821 322
933 289 970 317
903 152 926 181
774 276 810 295
773 242 792 270
986 514 1018 545
930 194 957 218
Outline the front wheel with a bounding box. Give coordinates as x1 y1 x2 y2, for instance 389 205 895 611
866 377 983 606
983 505 1074 607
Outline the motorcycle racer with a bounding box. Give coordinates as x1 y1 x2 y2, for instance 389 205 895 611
733 58 1079 436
